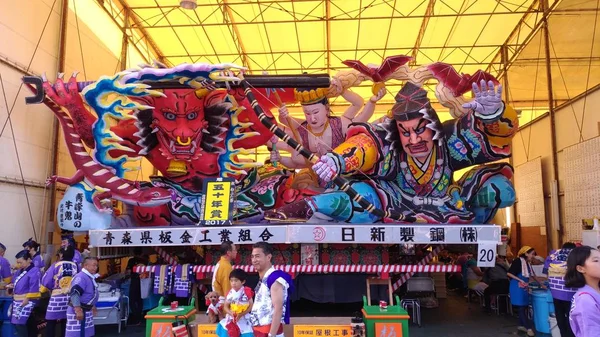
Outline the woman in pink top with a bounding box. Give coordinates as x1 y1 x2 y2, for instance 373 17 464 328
565 246 600 337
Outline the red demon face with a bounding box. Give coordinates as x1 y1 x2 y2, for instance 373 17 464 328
151 90 209 161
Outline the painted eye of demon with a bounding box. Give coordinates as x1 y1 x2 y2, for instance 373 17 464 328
187 112 198 120
163 112 176 120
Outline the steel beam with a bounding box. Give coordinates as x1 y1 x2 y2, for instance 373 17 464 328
94 0 154 64
541 0 562 246
325 0 331 71
220 0 251 70
133 8 599 28
116 0 168 64
411 0 436 65
119 8 129 71
46 0 70 248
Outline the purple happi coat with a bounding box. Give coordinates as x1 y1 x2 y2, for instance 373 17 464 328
10 265 41 325
73 250 82 266
41 260 79 320
153 265 172 295
0 256 11 283
32 253 44 270
65 270 99 337
174 264 192 297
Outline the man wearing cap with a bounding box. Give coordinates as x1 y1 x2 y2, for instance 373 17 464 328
0 242 11 285
266 80 518 223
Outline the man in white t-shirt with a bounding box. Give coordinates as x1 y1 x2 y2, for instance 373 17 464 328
249 242 294 337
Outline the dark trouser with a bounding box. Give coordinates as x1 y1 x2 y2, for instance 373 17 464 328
45 319 67 337
129 275 143 324
484 280 509 309
554 298 575 337
14 324 29 337
516 305 532 329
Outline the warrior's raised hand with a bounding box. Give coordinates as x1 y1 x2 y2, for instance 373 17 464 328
312 154 340 183
462 80 503 117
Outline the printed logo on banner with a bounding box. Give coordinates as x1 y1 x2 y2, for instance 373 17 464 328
199 178 235 226
313 227 326 241
293 325 351 337
375 322 403 337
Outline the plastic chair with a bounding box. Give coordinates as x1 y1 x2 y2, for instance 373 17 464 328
401 298 421 327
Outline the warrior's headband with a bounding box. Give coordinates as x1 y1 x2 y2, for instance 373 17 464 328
294 87 329 106
390 82 432 121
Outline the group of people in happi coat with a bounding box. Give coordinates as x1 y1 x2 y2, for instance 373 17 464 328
211 241 295 337
0 234 100 337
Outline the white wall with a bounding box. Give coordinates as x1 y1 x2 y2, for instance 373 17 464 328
0 0 153 262
0 0 60 260
511 87 600 250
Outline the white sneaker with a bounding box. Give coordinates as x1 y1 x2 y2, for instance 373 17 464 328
527 329 535 336
517 326 527 332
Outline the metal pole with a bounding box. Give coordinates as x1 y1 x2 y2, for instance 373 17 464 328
541 0 563 247
45 0 70 249
501 45 516 228
119 8 129 71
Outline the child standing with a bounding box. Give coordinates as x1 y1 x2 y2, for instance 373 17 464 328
565 246 600 337
216 269 254 337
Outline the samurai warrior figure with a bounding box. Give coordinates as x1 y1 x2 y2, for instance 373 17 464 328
265 80 518 224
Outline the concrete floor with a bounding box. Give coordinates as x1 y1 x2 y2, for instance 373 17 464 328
95 293 552 337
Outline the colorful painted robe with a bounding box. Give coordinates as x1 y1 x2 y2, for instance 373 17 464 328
10 265 41 325
65 270 99 337
41 260 79 320
305 105 518 223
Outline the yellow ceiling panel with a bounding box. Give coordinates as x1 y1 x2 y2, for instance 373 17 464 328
473 13 525 45
195 5 224 25
384 49 415 59
258 3 297 22
264 23 302 52
235 24 270 53
385 18 423 49
357 19 393 49
201 25 240 55
299 51 327 70
146 28 188 56
419 16 461 47
228 4 260 23
273 52 302 71
329 20 359 49
269 1 325 21
296 22 326 51
395 1 429 17
434 0 470 15
329 51 360 68
356 2 394 18
132 8 172 26
246 53 273 71
328 0 363 19
126 0 177 6
172 27 214 56
444 15 493 47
